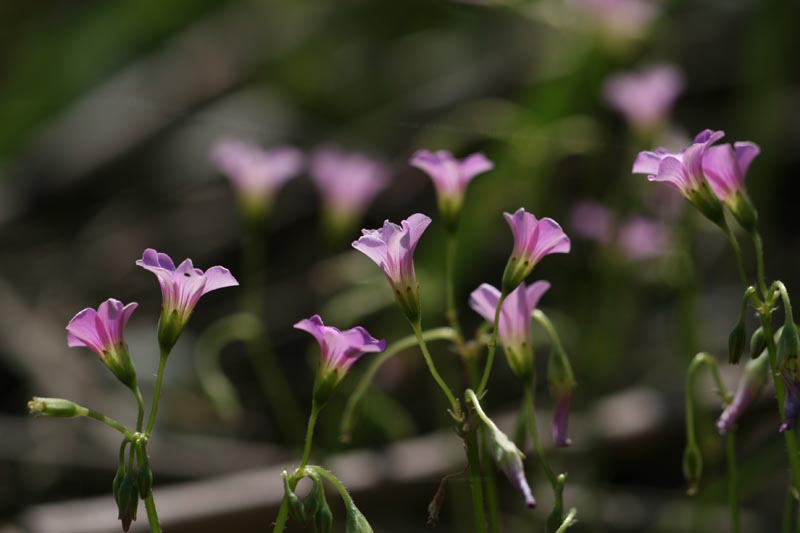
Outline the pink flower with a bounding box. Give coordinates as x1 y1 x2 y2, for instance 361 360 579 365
469 281 550 379
352 214 432 322
67 298 138 387
604 64 684 132
569 201 615 244
702 141 761 231
617 216 671 260
501 208 570 292
295 314 385 403
310 145 390 223
410 150 493 228
211 138 303 214
136 248 239 351
551 392 573 447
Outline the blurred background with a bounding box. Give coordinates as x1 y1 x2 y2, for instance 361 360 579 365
1 0 799 531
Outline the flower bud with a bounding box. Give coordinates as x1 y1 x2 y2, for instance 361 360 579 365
728 320 746 365
750 327 766 359
305 473 333 533
117 471 139 532
546 474 567 533
682 443 702 496
112 463 125 506
548 347 576 447
282 472 307 524
27 397 88 418
717 351 769 434
137 459 153 500
778 321 800 375
345 503 374 533
489 425 536 509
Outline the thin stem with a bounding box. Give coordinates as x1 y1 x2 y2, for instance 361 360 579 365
340 328 455 439
523 384 557 490
477 292 508 396
726 432 741 533
306 465 354 507
85 409 133 439
299 402 321 471
783 485 793 533
465 428 488 533
481 430 502 533
145 349 169 437
445 233 467 352
724 225 749 288
133 385 145 433
753 231 768 298
144 493 162 533
411 322 460 414
555 508 578 533
272 494 290 533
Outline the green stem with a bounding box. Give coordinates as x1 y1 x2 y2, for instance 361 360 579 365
481 430 501 533
555 508 578 533
753 231 768 298
523 384 557 490
272 494 290 533
340 328 455 439
724 225 750 288
411 322 460 414
85 409 133 439
145 349 169 437
299 402 321 471
783 485 793 533
465 428 488 533
306 465 354 506
133 385 145 433
144 493 162 533
445 233 466 352
477 292 508 396
726 432 741 533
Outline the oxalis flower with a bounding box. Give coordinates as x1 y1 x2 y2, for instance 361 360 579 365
603 64 684 134
211 138 303 218
469 281 550 380
352 213 432 323
717 352 769 434
136 248 239 352
67 298 139 388
295 314 385 405
501 208 570 293
632 130 726 226
410 150 493 229
702 141 761 232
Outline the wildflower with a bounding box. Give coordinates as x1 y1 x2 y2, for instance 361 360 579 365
604 64 684 133
632 129 726 226
469 281 551 380
702 141 761 232
294 314 385 404
410 149 493 229
548 346 576 447
211 138 303 218
351 214 432 323
136 248 239 352
66 298 139 388
569 200 614 245
501 208 570 293
551 392 573 447
310 145 390 231
717 352 769 434
617 216 671 260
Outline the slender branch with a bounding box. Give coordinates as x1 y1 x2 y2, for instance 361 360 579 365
555 509 578 533
477 292 508 395
411 322 460 414
144 493 162 533
445 233 467 352
85 409 134 439
523 384 557 490
753 231 768 298
723 225 749 288
726 432 741 533
465 427 488 533
145 349 170 437
133 385 145 433
299 402 321 471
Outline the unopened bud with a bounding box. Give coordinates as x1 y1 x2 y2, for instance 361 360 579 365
117 471 139 532
750 327 766 360
27 397 88 418
345 503 374 533
305 473 333 533
548 347 576 448
682 443 702 496
112 463 125 505
728 320 746 365
778 322 800 379
282 472 307 524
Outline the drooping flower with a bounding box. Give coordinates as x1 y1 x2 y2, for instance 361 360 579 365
632 129 726 226
410 150 493 229
294 314 386 404
603 64 684 133
469 281 550 379
136 248 239 352
352 213 432 323
309 145 390 235
569 200 615 244
547 341 576 448
717 351 769 434
617 216 671 261
702 141 761 232
501 208 570 293
551 393 573 447
66 298 139 388
211 138 303 217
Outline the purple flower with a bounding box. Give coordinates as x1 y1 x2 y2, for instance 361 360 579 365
617 216 671 260
632 130 726 225
310 145 390 225
551 392 573 447
211 138 303 214
604 64 684 132
136 248 239 351
295 314 386 404
352 214 432 322
501 208 570 293
410 150 493 228
67 298 139 387
469 281 550 379
717 353 769 434
569 200 615 244
489 425 536 508
780 375 800 433
703 141 761 232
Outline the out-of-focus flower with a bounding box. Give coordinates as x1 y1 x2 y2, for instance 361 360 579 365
136 248 239 352
632 130 726 226
501 208 570 293
569 200 615 244
616 216 671 260
551 392 573 447
295 314 385 404
570 0 659 43
604 64 684 133
352 214 432 323
211 138 303 217
469 281 550 379
66 298 139 388
702 141 761 232
310 145 390 231
410 149 493 229
717 351 769 434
